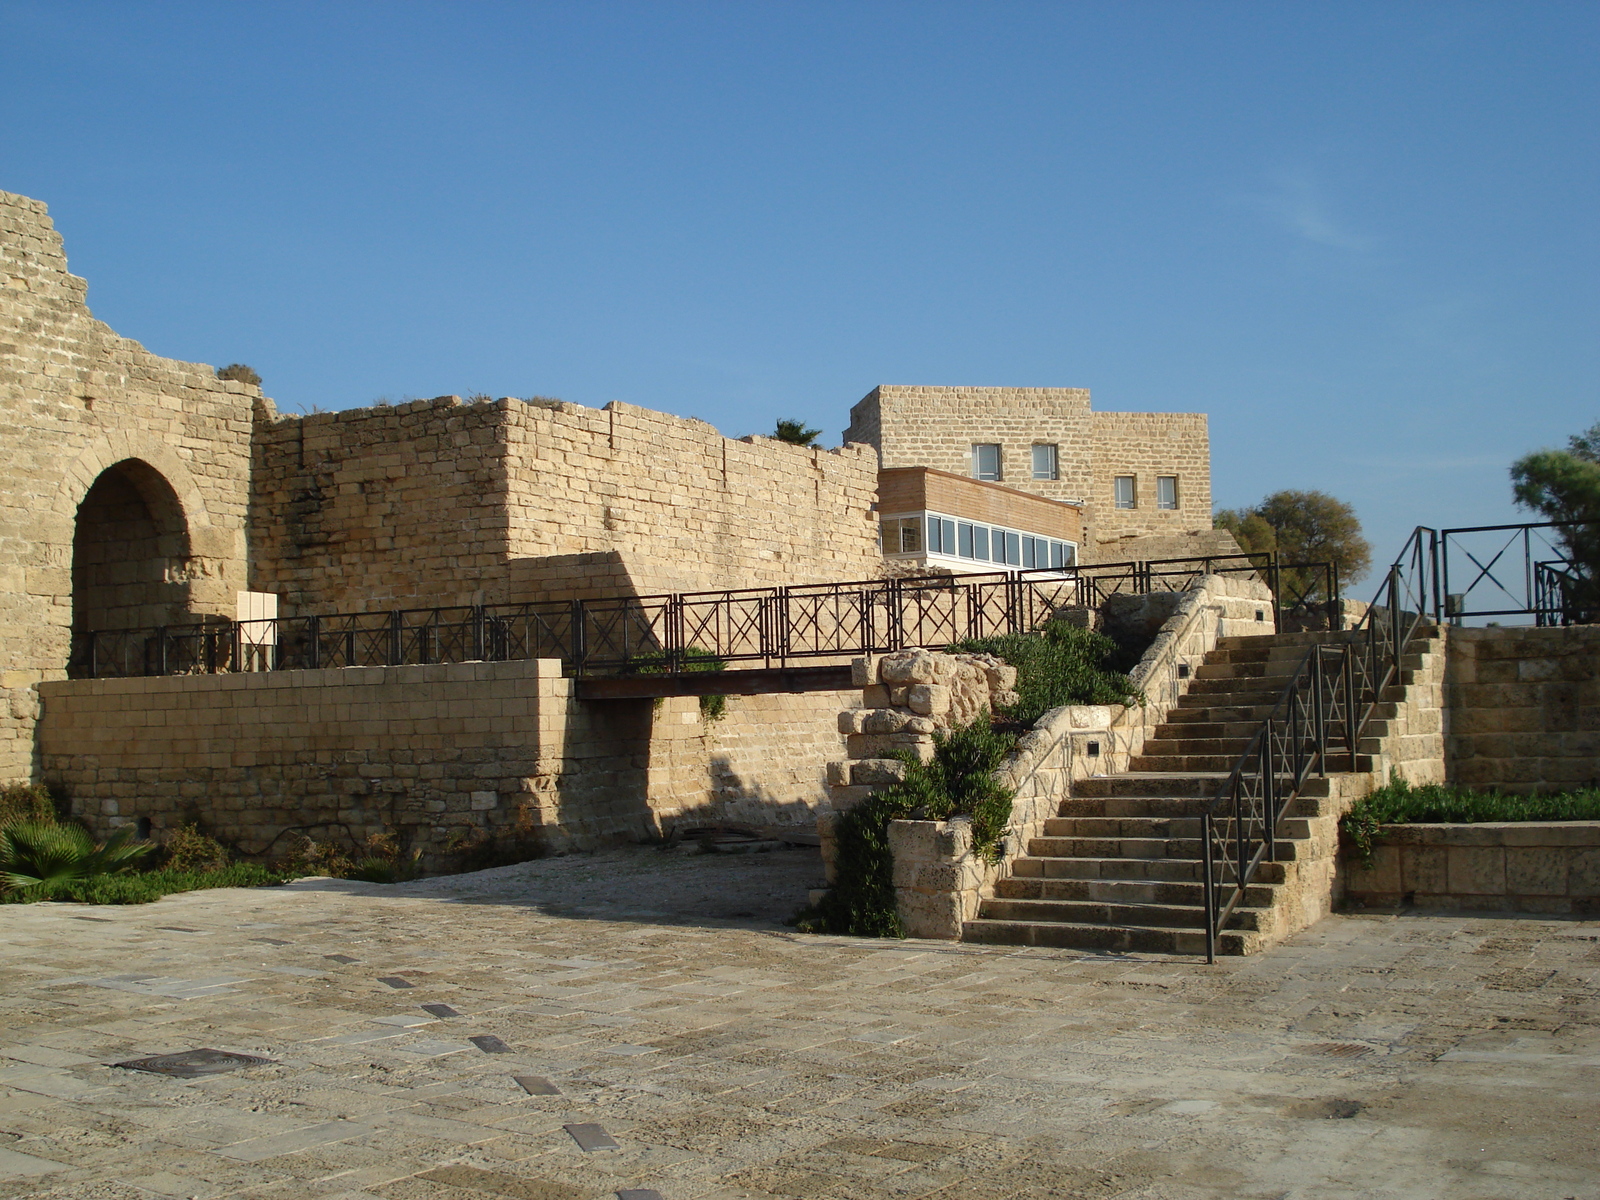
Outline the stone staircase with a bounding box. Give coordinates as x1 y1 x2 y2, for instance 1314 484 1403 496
963 628 1431 956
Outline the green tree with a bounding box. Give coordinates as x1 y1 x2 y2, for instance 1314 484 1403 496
1215 490 1371 602
774 418 822 446
1510 420 1600 618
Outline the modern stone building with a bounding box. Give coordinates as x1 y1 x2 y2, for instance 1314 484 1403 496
847 384 1233 569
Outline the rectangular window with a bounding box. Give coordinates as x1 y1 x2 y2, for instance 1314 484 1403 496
1114 475 1136 510
898 518 921 554
1031 444 1058 481
1023 536 1041 569
973 525 990 561
1049 541 1066 569
958 522 974 558
972 443 1002 481
926 517 955 554
1002 530 1021 566
1157 475 1179 510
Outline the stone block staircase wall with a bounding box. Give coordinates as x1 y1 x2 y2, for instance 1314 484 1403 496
963 626 1444 955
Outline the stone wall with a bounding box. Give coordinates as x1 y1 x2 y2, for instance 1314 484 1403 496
1344 822 1600 913
1 191 256 782
250 397 882 613
1444 625 1600 792
844 384 1215 562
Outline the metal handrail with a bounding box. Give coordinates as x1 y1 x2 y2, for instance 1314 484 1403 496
68 551 1338 681
1198 527 1439 962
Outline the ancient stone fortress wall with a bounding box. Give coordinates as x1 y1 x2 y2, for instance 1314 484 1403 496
0 191 256 781
250 395 882 613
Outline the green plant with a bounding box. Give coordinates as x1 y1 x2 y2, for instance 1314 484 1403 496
0 862 290 905
1215 489 1372 597
1511 419 1600 616
630 645 729 724
0 783 56 827
0 821 153 892
1341 775 1600 867
951 619 1141 726
795 717 1018 937
280 829 423 882
774 418 822 446
162 822 230 872
216 363 262 387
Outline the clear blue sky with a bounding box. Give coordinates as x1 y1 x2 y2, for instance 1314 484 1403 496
4 1 1596 577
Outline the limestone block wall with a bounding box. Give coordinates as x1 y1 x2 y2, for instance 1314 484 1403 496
249 395 882 615
1089 411 1212 551
1343 822 1600 914
708 690 855 827
1444 625 1600 792
36 660 666 864
1 190 256 781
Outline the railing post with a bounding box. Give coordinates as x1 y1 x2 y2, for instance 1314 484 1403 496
1201 812 1216 965
1388 564 1402 678
1429 528 1442 625
308 615 320 670
154 626 167 676
570 600 586 673
1263 718 1276 864
389 610 403 666
86 631 98 680
1312 651 1327 775
473 605 485 661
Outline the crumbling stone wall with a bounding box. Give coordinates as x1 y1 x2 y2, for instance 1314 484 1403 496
0 191 254 781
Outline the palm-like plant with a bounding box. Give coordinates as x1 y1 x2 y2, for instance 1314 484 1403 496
0 821 153 891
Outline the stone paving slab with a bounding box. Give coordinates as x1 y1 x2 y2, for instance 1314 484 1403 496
0 844 1597 1198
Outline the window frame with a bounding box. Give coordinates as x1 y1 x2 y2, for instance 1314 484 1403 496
972 443 1002 482
1031 443 1059 481
1113 475 1137 510
1156 475 1179 510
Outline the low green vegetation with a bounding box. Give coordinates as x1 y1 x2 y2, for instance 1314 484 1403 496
951 619 1141 726
281 830 425 883
1341 776 1600 866
631 644 729 722
795 718 1018 937
4 863 291 905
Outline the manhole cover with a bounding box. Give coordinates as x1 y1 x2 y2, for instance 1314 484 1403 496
1306 1043 1374 1059
113 1049 276 1078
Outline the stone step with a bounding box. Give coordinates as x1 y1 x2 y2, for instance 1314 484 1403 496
1069 772 1230 798
1025 835 1312 861
1130 753 1378 773
1009 855 1290 885
994 875 1278 908
1039 816 1314 841
1056 795 1333 821
976 895 1273 933
962 917 1260 956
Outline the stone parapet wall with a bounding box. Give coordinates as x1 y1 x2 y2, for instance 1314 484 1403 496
1344 822 1600 914
1 191 257 781
1444 625 1600 792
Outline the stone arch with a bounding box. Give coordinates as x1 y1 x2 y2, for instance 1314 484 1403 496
50 434 213 530
71 458 193 634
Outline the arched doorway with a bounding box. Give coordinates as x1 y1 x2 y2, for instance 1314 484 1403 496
71 459 192 634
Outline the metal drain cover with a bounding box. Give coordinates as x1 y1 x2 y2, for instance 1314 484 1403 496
114 1049 277 1078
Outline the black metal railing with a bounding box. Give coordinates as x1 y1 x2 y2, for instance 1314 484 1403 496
1198 527 1438 962
1438 519 1597 626
69 551 1335 681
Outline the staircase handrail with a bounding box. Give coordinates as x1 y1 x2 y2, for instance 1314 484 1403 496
1198 527 1440 961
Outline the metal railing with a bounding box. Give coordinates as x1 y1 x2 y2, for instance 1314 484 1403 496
1438 519 1597 626
1199 527 1438 962
69 551 1335 681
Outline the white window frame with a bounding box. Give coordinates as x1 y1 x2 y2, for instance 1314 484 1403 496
1113 475 1137 510
1031 444 1059 481
972 443 1002 482
878 509 1076 574
1156 475 1179 510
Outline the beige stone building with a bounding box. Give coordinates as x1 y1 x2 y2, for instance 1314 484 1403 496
847 384 1232 567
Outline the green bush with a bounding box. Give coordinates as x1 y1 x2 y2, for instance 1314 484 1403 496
279 829 423 883
951 619 1141 726
630 645 729 722
795 717 1018 937
1341 776 1600 866
162 822 231 872
0 783 57 827
1 862 290 905
0 821 153 892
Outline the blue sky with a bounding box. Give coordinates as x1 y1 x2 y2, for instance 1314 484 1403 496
3 1 1596 576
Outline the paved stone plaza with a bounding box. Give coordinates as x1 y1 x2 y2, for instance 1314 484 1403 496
1 845 1597 1200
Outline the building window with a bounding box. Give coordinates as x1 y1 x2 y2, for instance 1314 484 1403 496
881 517 922 554
925 516 955 555
1157 475 1179 510
1032 444 1058 481
881 511 1075 571
1113 475 1136 509
972 443 1001 481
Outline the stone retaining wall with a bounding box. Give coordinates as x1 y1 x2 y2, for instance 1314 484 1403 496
1343 822 1600 914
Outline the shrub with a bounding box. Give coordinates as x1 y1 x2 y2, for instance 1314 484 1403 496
630 645 728 723
0 821 153 892
1341 776 1600 866
951 619 1141 726
279 829 423 883
447 800 547 872
216 363 262 386
0 783 57 827
162 822 230 872
1 862 290 905
795 717 1018 937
